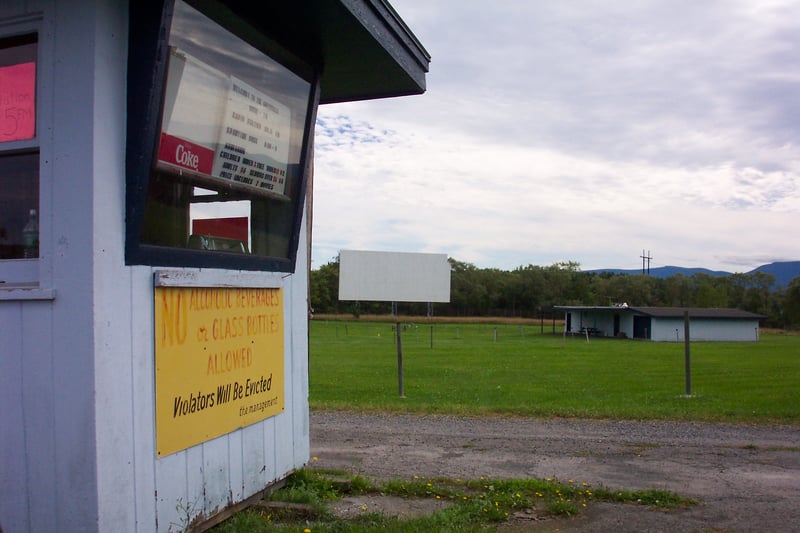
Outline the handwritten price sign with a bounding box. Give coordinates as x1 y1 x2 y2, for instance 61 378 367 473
0 62 36 142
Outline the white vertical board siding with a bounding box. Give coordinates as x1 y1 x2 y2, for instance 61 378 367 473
0 302 59 533
652 318 760 342
130 266 159 531
150 215 311 531
1 2 312 530
49 0 100 526
291 214 311 468
0 302 28 533
241 423 269 495
0 0 94 530
203 437 233 514
228 427 245 503
21 301 59 533
92 0 137 530
650 318 684 342
147 266 309 529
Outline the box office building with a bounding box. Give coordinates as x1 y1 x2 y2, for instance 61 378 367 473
0 1 429 531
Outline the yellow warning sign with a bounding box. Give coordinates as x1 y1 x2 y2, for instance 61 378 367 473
154 286 284 457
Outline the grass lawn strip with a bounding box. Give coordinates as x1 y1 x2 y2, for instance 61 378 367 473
310 321 800 423
210 469 696 532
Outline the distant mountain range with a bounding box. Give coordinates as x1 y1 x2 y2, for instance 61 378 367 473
586 261 800 288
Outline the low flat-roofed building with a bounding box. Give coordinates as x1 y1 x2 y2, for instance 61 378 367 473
554 305 765 341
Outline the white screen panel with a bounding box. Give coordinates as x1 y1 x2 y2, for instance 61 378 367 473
338 250 450 303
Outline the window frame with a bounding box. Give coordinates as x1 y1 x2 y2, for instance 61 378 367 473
125 0 319 273
0 15 49 291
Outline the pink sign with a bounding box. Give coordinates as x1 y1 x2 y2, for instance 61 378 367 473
0 62 36 142
157 132 215 175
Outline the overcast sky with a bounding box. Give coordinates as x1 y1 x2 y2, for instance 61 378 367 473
311 0 799 273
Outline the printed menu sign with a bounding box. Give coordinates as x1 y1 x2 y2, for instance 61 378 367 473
0 62 36 142
157 48 291 197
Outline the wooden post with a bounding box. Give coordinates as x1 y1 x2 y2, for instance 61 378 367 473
684 310 691 396
396 321 405 397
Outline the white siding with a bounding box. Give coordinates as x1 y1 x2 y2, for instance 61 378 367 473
103 230 310 532
652 318 760 342
560 309 760 342
1 0 100 530
0 2 311 531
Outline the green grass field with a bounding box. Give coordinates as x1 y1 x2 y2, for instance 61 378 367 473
309 320 800 423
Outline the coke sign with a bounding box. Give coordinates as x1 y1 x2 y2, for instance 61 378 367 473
158 133 214 174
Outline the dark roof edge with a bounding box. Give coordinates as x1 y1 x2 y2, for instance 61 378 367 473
630 307 767 319
322 0 429 103
371 0 431 67
552 305 766 319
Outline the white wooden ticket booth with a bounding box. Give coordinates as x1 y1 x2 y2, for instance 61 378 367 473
0 1 429 531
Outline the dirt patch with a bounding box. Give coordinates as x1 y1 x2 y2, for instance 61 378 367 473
310 411 800 532
329 494 451 520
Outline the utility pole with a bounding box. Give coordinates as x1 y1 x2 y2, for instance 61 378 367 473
640 249 652 275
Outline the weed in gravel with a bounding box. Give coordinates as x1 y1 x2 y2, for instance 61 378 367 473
210 470 695 531
592 487 697 509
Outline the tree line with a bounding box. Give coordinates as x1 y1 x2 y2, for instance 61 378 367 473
311 257 800 329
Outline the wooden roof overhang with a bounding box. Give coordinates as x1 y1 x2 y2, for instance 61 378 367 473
201 0 431 103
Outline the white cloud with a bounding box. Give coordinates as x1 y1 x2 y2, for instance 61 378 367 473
311 0 800 273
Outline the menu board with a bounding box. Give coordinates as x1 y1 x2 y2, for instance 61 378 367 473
157 48 291 197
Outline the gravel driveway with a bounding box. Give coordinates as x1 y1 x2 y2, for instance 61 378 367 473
310 411 800 532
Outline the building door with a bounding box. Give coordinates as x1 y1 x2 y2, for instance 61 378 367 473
613 314 620 336
633 316 651 339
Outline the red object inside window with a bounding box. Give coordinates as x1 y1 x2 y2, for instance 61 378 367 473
192 217 249 246
0 62 36 142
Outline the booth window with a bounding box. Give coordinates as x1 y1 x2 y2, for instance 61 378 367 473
127 0 316 272
0 33 38 261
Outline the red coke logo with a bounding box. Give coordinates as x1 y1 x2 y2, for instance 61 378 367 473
158 133 214 174
175 144 200 171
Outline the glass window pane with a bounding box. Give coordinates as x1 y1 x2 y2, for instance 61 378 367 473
0 152 39 259
140 1 311 261
0 34 38 260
